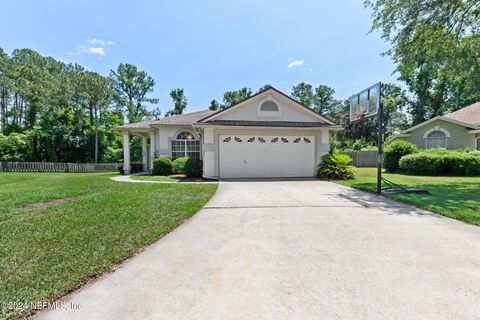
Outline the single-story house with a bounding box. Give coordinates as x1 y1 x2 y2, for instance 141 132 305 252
116 87 342 178
391 102 480 150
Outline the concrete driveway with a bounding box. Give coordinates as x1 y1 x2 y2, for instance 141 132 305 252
38 180 480 320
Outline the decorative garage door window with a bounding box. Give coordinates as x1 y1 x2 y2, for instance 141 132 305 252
221 136 313 144
172 131 200 160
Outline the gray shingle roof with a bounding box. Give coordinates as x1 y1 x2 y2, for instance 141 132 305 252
197 120 338 128
117 110 215 130
444 102 480 126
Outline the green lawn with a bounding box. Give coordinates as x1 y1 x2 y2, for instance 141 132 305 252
0 173 217 319
336 168 480 225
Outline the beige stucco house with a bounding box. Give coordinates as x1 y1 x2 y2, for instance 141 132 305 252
116 87 342 178
391 102 480 150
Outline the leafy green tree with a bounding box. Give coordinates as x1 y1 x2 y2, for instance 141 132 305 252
223 87 252 108
257 84 273 93
314 85 336 115
110 63 158 123
291 82 315 107
291 82 340 118
165 88 187 116
0 132 32 161
83 71 113 162
209 99 221 111
366 0 480 124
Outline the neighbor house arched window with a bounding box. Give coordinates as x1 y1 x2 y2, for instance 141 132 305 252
426 130 446 148
172 130 200 160
423 126 450 149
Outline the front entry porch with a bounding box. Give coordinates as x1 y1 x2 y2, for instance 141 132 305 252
122 130 156 175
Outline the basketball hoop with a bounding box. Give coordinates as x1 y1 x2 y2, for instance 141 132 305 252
349 83 380 122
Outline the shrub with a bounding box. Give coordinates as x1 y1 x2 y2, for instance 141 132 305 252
184 158 202 177
0 132 32 161
399 149 480 176
117 162 144 175
172 157 189 174
383 140 418 171
317 154 355 180
152 157 173 175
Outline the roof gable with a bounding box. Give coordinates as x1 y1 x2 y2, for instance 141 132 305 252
198 87 336 125
403 116 480 134
117 109 215 130
444 102 480 126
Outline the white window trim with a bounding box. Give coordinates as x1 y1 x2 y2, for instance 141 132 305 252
423 126 451 139
424 126 450 149
171 129 201 159
257 96 282 118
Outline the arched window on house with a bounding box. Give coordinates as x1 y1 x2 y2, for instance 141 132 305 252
426 130 447 148
171 131 200 160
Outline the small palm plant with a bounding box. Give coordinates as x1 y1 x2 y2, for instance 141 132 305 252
316 154 355 180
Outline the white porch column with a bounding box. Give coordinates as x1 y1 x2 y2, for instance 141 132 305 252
149 130 156 171
123 131 131 175
142 136 148 172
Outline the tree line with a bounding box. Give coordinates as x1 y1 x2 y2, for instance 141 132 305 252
0 48 186 162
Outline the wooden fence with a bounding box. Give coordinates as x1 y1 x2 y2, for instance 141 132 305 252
0 162 120 173
341 150 377 167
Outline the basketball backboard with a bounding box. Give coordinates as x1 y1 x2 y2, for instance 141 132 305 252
349 82 380 121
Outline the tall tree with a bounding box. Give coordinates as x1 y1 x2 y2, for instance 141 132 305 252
366 0 480 124
313 85 336 115
291 82 339 118
83 71 112 162
257 84 273 93
291 82 315 107
223 87 252 108
165 88 187 116
110 63 158 123
209 99 221 111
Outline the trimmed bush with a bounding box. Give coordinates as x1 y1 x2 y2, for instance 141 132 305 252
383 140 418 171
399 149 480 176
184 158 202 177
172 157 189 174
317 154 355 180
152 157 173 175
117 162 143 175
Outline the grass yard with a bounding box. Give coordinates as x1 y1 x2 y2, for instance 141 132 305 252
336 168 480 225
0 173 217 319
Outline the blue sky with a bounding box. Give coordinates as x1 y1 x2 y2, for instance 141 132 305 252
0 0 397 114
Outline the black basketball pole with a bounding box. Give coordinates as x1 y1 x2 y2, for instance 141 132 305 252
376 95 383 194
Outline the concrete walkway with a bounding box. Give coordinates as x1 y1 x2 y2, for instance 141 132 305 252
38 180 480 320
110 175 217 184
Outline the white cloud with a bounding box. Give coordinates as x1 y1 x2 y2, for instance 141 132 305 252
287 59 304 69
69 38 114 57
88 38 115 46
86 47 106 56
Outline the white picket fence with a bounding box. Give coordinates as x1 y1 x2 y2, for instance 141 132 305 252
340 150 377 167
0 162 119 173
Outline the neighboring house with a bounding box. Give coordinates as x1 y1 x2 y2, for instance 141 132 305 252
391 102 480 150
116 87 342 178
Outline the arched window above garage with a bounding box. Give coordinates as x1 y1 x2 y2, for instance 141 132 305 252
257 97 282 117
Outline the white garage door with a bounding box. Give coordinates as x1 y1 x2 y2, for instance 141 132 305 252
219 135 315 178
